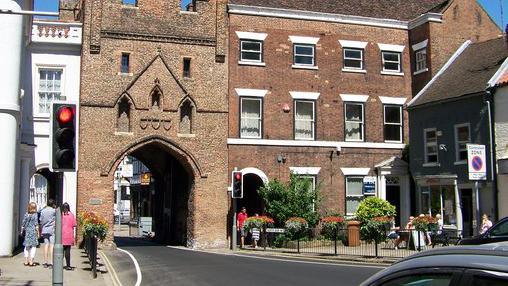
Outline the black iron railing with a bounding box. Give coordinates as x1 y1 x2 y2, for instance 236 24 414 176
84 235 98 278
248 227 460 259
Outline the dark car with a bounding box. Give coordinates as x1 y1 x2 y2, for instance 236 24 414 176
458 216 508 245
360 243 508 286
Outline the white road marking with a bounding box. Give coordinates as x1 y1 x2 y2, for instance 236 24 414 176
165 245 386 269
118 247 143 286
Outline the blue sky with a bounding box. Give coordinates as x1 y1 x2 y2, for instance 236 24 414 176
35 0 506 29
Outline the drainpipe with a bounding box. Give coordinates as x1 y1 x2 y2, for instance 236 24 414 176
486 91 498 221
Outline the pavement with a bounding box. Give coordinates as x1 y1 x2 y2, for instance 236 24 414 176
0 246 115 286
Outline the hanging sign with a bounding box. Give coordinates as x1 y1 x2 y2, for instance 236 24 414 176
140 172 151 185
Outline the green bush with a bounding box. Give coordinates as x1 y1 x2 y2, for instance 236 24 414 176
355 197 396 224
259 174 320 226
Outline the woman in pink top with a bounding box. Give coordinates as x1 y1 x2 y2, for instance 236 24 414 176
61 203 76 270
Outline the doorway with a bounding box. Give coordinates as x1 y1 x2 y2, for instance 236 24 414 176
386 177 401 227
461 189 473 237
236 174 264 217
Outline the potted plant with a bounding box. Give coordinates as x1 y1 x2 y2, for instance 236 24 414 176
285 217 308 240
242 216 274 233
360 216 391 243
320 216 345 242
78 211 109 242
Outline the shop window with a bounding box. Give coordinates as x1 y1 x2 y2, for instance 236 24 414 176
420 185 456 225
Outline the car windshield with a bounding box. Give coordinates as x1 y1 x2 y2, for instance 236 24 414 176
490 220 508 236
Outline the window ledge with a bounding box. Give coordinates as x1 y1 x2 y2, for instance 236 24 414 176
381 71 404 76
342 68 366 74
292 65 318 70
345 139 365 143
413 68 428 75
121 5 139 9
117 72 133 76
423 162 440 167
177 133 196 138
295 137 316 141
384 140 403 144
454 161 467 165
238 61 266 67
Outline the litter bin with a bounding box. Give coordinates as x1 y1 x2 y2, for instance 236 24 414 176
347 220 361 247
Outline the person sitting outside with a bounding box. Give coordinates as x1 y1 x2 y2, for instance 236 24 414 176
394 216 414 249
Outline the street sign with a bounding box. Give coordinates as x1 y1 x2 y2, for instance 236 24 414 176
140 172 151 185
363 176 376 195
467 144 487 180
121 164 133 178
266 228 285 233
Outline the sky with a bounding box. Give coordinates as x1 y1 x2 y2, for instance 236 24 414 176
34 0 507 29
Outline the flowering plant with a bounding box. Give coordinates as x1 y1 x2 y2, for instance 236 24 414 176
320 216 345 240
243 216 274 232
412 215 438 232
360 216 392 243
78 211 109 241
285 217 308 233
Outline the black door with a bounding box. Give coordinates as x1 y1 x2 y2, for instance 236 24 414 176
386 185 401 227
461 189 473 237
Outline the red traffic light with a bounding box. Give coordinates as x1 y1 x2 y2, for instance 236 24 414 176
235 172 242 180
57 106 74 124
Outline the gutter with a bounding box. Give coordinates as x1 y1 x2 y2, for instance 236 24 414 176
486 89 499 221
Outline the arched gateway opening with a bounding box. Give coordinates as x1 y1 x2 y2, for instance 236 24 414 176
112 141 194 246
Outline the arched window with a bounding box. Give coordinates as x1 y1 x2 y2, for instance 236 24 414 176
151 89 161 111
117 96 131 132
179 100 193 134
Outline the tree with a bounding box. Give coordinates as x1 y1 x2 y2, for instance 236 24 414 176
258 173 320 226
355 197 396 224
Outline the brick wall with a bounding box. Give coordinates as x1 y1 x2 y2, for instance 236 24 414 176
228 14 409 215
78 0 229 248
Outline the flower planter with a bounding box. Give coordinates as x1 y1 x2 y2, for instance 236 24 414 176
347 220 361 247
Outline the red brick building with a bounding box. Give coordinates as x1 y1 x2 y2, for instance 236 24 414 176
227 0 501 228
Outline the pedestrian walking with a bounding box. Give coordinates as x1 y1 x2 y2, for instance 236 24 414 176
21 202 39 266
480 214 493 235
39 199 56 268
237 207 248 248
61 202 76 270
251 213 260 248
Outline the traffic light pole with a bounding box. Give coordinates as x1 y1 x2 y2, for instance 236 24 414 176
232 197 237 251
53 172 64 286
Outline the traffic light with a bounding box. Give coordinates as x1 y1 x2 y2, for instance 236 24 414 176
50 103 77 172
232 171 243 198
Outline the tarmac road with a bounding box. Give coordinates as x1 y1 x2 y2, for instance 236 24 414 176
106 237 383 286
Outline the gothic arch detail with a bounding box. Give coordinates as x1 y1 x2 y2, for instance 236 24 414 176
117 94 132 132
150 79 163 111
179 99 194 134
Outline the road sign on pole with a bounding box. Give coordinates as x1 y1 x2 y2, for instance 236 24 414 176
467 144 487 180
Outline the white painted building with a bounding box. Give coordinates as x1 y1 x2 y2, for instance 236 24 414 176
18 16 82 241
491 57 508 219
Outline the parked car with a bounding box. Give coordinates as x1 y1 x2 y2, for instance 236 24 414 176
458 216 508 245
360 243 508 286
